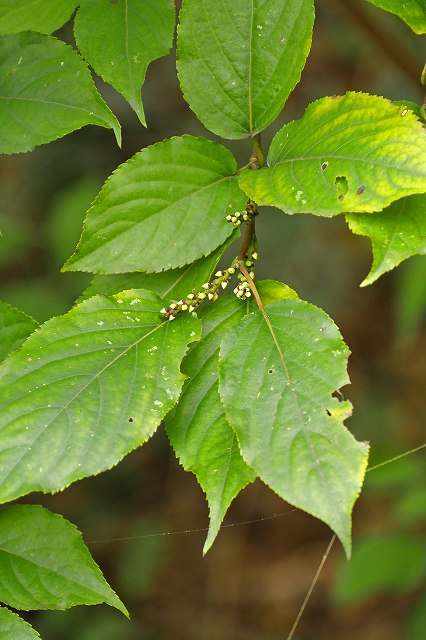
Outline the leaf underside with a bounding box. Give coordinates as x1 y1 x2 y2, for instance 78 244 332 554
239 92 426 216
0 289 200 503
0 504 127 614
177 0 314 139
219 298 369 556
347 193 426 286
64 136 246 274
0 32 121 154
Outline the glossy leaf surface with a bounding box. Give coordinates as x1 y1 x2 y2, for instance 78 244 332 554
0 302 38 362
365 0 426 34
166 296 255 553
177 0 314 139
75 0 175 125
240 93 426 216
0 289 200 503
0 607 41 640
219 298 369 555
0 505 127 614
0 0 79 34
347 194 426 286
0 33 121 154
64 136 246 274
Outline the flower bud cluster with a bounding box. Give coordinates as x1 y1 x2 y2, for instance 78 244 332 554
160 265 237 320
233 251 258 300
226 203 257 226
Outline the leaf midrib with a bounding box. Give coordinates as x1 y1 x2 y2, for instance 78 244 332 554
255 307 332 488
0 317 169 483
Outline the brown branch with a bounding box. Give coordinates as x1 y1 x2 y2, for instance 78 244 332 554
237 219 255 262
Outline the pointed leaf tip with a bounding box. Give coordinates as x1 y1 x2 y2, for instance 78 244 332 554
219 298 370 555
347 194 426 286
74 0 175 125
0 32 121 154
0 505 127 615
166 297 256 553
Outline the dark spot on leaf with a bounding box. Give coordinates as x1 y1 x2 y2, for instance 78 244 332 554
357 185 365 195
326 409 332 416
128 417 134 422
321 161 329 171
334 176 348 200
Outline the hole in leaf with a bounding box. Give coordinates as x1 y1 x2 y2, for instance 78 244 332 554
334 176 348 201
268 369 274 374
128 417 134 422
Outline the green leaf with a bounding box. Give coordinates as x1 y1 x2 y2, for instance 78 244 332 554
0 289 200 503
219 298 369 556
0 0 79 35
346 194 426 286
0 302 38 362
74 0 175 126
0 606 41 640
0 32 121 155
79 232 239 303
0 504 127 614
256 280 299 306
64 136 246 274
166 296 256 554
239 92 426 216
177 0 314 139
332 532 426 604
364 0 426 34
393 100 426 123
406 592 426 640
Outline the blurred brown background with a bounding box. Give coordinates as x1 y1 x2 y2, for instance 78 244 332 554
1 1 425 638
